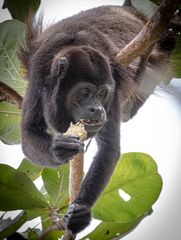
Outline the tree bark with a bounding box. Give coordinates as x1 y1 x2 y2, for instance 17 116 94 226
0 81 23 108
116 0 180 66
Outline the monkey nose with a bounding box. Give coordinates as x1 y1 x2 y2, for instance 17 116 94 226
87 106 105 119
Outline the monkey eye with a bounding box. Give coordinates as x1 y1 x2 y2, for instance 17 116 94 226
80 88 91 99
98 88 108 99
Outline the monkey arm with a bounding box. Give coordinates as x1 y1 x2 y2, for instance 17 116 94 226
21 83 56 166
75 94 121 206
22 82 84 167
63 94 121 234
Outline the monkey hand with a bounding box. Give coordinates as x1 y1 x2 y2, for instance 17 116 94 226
63 202 91 234
52 135 84 164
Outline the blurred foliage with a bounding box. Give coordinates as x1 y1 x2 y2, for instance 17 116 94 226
0 153 162 239
0 20 26 96
0 20 26 144
171 36 181 78
0 102 21 144
3 0 41 23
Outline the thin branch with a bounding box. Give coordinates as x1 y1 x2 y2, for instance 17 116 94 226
170 20 181 29
62 230 76 240
134 43 155 82
84 139 92 154
39 225 59 240
39 209 65 240
69 153 84 203
116 0 180 66
62 123 87 240
169 9 181 33
61 153 85 240
0 81 23 108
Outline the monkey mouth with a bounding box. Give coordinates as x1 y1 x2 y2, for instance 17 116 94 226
81 119 104 133
82 119 102 126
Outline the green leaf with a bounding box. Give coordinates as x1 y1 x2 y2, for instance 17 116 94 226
81 216 144 240
171 36 181 78
42 164 70 208
93 153 162 222
0 20 27 96
0 102 21 144
27 228 41 240
0 164 49 210
18 158 43 181
0 211 28 239
44 230 64 240
3 0 41 23
26 208 50 220
0 20 24 146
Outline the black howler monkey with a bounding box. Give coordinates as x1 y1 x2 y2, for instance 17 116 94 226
19 2 175 234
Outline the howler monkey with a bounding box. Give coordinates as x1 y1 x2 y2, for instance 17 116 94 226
19 2 175 234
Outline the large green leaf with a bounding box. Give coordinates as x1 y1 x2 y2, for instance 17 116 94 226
93 153 162 222
27 229 41 240
0 20 26 144
0 164 49 210
44 230 64 240
42 164 70 209
0 20 26 96
80 214 147 240
3 0 41 23
18 158 43 181
0 102 21 144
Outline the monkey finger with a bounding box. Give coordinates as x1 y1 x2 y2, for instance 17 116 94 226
54 135 84 144
68 203 89 213
53 142 84 151
54 148 79 155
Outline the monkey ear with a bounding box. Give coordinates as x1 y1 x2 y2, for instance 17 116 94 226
51 56 69 79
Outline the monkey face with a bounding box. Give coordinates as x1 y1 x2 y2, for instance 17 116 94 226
65 82 113 137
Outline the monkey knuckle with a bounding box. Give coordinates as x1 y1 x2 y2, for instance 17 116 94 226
67 135 80 140
53 134 63 142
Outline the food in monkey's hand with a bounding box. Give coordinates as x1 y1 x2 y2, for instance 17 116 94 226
64 121 87 142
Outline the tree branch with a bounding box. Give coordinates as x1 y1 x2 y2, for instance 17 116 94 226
169 9 181 33
62 122 87 240
0 81 23 108
116 0 180 66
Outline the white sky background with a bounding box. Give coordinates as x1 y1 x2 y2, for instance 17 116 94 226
0 0 181 239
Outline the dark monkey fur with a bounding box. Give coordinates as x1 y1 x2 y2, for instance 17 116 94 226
19 3 175 234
